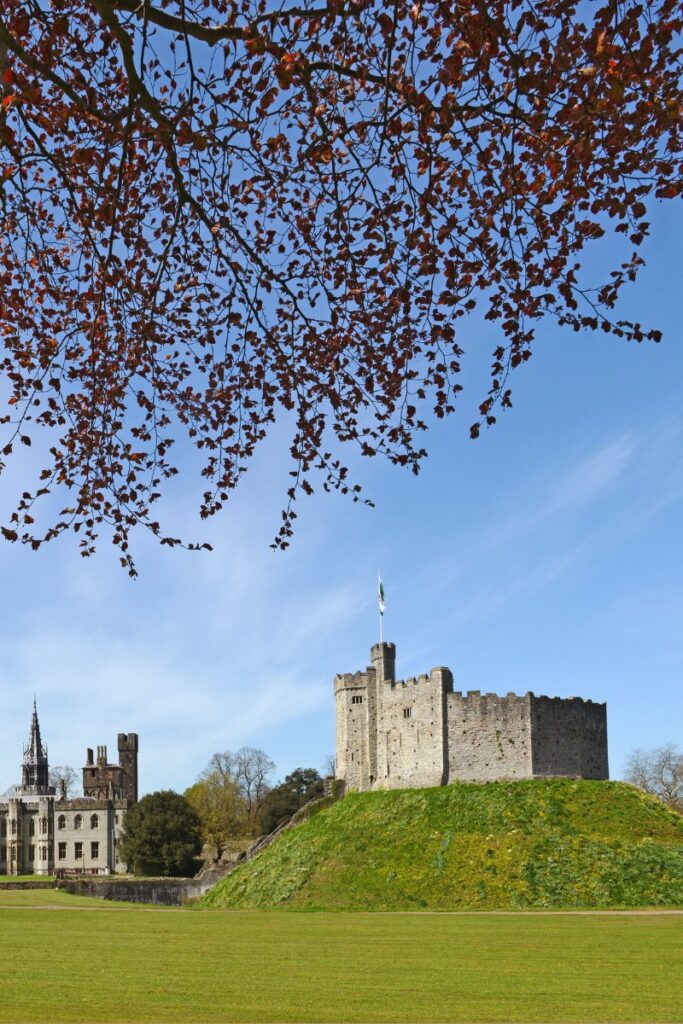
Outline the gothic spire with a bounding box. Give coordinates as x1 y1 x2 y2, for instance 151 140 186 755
25 697 45 762
21 698 49 792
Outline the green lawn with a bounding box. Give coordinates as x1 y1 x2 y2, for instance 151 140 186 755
0 890 681 1022
0 874 55 884
205 781 683 910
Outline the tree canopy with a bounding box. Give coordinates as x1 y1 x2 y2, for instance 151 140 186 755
119 789 202 875
185 770 248 852
186 747 275 851
0 0 680 570
256 767 324 835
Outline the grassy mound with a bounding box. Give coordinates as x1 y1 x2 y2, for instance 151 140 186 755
202 780 683 910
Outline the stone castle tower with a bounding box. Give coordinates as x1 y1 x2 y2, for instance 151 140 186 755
335 643 608 791
82 733 139 802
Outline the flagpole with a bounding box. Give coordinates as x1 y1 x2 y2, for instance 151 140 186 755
378 570 384 644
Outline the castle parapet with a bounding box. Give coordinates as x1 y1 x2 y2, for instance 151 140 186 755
334 642 609 791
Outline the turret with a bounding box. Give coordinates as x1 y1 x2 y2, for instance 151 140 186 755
118 733 139 803
371 642 396 684
82 732 139 802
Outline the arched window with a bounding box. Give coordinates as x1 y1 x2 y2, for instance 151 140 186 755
90 814 99 830
41 817 48 834
11 820 17 835
0 821 6 837
28 818 35 836
74 814 82 830
57 815 66 831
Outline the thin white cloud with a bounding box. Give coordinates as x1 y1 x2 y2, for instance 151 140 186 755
408 416 683 656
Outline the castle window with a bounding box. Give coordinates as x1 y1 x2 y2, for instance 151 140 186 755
403 707 413 719
91 842 99 860
11 821 16 835
74 842 83 860
28 818 35 836
58 842 67 860
28 845 34 862
1 821 5 837
351 696 363 705
57 815 66 831
74 815 82 830
0 845 5 860
41 817 48 834
90 814 99 830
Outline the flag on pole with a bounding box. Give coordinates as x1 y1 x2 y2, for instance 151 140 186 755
378 573 385 615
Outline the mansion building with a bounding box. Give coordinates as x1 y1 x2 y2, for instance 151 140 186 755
0 702 138 876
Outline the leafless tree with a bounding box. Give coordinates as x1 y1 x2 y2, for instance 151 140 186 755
235 747 275 826
49 765 78 799
202 751 240 788
200 746 275 829
624 744 682 813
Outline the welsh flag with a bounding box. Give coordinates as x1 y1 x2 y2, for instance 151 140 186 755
378 573 385 615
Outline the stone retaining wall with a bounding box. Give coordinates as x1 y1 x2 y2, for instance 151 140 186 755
57 876 211 905
0 880 55 890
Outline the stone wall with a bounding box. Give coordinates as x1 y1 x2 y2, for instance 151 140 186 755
2 798 53 875
530 696 608 779
57 876 208 905
447 692 532 782
0 880 54 890
335 644 609 791
334 670 372 791
53 799 128 873
374 669 451 789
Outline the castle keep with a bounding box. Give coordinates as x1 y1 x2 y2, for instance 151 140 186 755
0 702 138 876
335 643 608 790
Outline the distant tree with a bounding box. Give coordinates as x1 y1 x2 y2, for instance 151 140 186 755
624 744 682 813
49 765 78 799
193 746 275 835
235 747 275 827
322 754 336 778
257 768 324 836
185 771 247 855
119 790 202 877
204 751 240 787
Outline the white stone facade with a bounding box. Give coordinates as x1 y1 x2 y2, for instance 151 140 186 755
335 643 608 791
0 706 137 876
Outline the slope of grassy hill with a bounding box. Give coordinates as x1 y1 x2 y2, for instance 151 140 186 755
202 780 683 910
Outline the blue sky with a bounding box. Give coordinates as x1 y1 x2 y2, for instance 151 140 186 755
0 200 681 797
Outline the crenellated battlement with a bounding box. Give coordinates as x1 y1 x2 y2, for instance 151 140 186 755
390 673 433 688
530 693 606 707
334 642 609 791
334 670 368 685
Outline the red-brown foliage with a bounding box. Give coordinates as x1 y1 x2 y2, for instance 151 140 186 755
0 0 680 571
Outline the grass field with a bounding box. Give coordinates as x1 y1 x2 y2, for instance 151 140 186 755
0 875 55 884
0 890 681 1022
205 780 683 910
